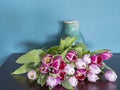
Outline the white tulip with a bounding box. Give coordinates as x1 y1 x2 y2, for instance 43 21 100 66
64 64 75 75
68 76 78 87
87 72 99 82
75 59 86 69
27 70 37 80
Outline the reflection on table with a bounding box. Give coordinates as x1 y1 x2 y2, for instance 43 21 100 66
12 75 117 90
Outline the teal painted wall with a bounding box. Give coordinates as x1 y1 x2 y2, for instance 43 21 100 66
0 0 120 65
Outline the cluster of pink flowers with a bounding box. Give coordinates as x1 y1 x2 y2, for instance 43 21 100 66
27 51 117 88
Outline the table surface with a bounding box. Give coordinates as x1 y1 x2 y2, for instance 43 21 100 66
0 53 120 90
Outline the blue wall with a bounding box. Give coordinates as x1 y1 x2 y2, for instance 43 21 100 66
0 0 120 65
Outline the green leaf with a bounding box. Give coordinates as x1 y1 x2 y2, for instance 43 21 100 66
76 43 87 49
61 48 70 63
47 46 60 54
60 37 77 50
62 80 73 90
70 63 76 67
73 43 88 57
11 64 31 74
37 73 41 84
27 62 40 70
40 74 48 86
38 49 46 60
16 49 45 64
49 87 53 90
82 49 90 56
60 39 65 50
49 73 58 77
65 37 77 47
91 49 111 55
74 47 82 58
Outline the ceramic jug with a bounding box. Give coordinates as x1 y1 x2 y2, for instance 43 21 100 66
61 20 85 44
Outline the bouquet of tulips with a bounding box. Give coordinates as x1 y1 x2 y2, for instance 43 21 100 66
12 37 117 90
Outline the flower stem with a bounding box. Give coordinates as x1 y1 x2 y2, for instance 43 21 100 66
102 62 114 71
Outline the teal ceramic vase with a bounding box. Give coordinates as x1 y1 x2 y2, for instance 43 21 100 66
61 20 85 44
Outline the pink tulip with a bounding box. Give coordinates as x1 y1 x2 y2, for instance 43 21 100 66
75 59 87 69
42 54 53 66
39 64 49 74
46 76 59 88
59 71 66 80
64 64 75 75
51 68 60 74
51 69 66 80
91 55 103 65
75 69 87 81
104 70 117 82
66 50 78 62
68 76 78 87
100 51 112 60
82 54 91 64
52 56 66 70
89 64 101 74
87 72 99 82
27 70 37 80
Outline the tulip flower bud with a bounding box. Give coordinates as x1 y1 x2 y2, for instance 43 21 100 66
104 70 117 82
46 76 59 88
75 59 86 69
100 52 112 60
39 64 49 74
89 64 101 74
27 70 37 80
87 72 99 82
68 76 78 87
64 64 75 75
66 50 78 62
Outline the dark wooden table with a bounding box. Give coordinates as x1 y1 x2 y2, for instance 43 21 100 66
0 53 120 90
